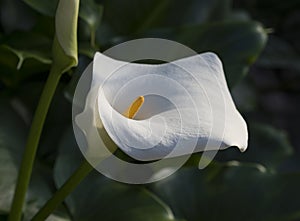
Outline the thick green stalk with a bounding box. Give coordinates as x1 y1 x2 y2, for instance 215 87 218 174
9 66 62 221
32 160 93 221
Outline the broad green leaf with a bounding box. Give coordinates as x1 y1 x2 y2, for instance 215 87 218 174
23 0 58 17
0 45 51 70
0 32 51 63
53 0 79 73
54 128 178 221
104 0 232 34
173 21 268 87
149 163 300 221
104 0 171 34
0 99 27 213
216 123 293 170
0 32 52 80
0 139 18 213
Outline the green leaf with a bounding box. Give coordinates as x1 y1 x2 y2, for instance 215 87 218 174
0 98 27 213
0 32 52 85
22 0 58 17
54 128 178 221
53 0 79 73
0 139 18 213
104 0 232 34
173 21 268 87
149 163 300 221
104 0 171 34
216 123 294 170
1 45 51 70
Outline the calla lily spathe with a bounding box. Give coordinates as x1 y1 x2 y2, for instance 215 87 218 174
76 52 248 161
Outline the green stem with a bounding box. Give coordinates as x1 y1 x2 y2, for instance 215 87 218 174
9 66 62 221
32 160 93 221
90 28 96 49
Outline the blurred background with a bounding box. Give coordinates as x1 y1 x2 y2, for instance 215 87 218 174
0 0 300 220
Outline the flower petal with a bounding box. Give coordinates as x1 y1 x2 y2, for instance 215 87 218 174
77 52 248 161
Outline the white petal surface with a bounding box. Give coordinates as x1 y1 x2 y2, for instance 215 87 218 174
77 52 248 161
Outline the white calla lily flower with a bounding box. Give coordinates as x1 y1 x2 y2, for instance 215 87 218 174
75 51 248 162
